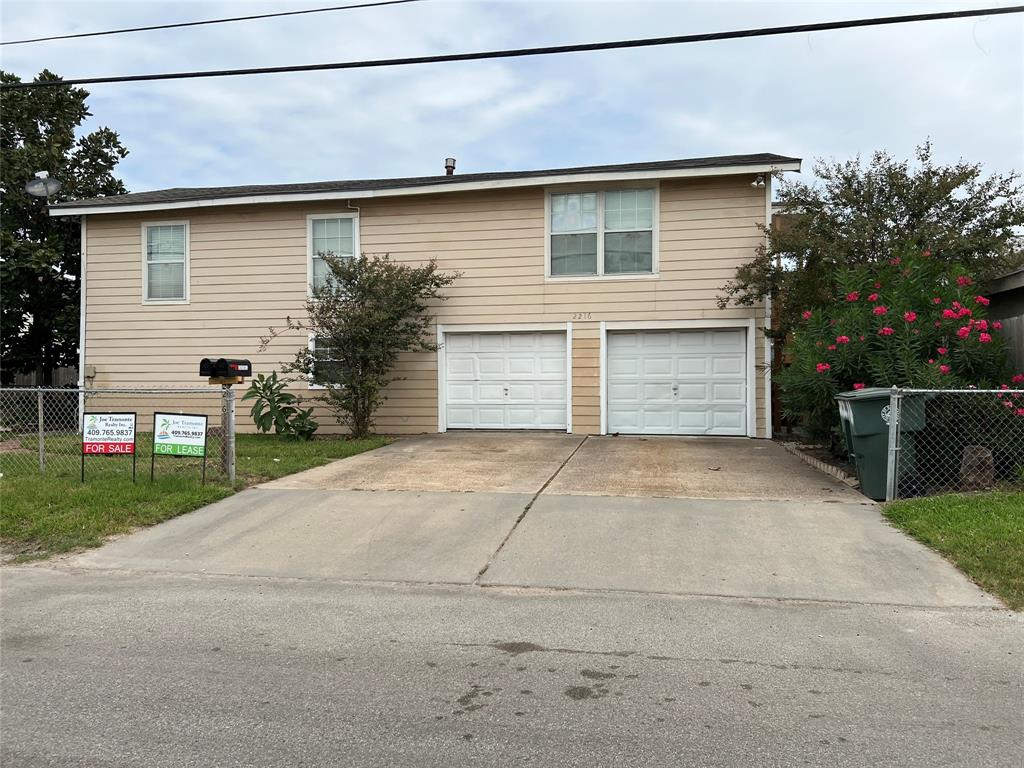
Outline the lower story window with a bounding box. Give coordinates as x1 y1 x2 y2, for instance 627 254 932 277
311 337 345 385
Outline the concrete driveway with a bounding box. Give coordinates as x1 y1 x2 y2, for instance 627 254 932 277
67 433 996 608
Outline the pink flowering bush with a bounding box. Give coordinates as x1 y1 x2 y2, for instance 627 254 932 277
778 248 1019 438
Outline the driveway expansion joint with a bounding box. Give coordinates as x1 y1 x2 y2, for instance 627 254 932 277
472 435 589 585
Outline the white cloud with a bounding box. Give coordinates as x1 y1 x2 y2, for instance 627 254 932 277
1 0 1020 191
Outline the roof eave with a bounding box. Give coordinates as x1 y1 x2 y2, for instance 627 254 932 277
50 160 802 217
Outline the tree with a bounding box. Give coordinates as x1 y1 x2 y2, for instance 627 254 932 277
262 254 458 438
777 248 1019 439
1 69 128 384
719 143 1024 339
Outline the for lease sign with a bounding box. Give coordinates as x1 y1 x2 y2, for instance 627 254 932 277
153 413 208 457
82 413 137 454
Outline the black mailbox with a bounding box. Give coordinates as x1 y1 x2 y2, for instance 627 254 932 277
200 358 252 379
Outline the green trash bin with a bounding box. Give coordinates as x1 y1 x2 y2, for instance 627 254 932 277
835 388 927 500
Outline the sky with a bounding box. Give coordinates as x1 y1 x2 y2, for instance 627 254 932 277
1 0 1022 194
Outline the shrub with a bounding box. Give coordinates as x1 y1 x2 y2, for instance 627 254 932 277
242 371 319 441
777 248 1019 439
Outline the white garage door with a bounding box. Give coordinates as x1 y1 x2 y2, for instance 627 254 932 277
607 329 748 436
445 332 567 430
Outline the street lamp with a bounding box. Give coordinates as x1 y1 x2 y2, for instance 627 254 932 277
24 171 61 198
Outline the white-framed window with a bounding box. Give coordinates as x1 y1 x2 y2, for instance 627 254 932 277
142 221 189 303
307 213 358 292
546 187 657 278
308 335 346 389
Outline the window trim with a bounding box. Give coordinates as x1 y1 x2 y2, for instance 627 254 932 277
306 212 360 295
544 184 659 282
141 220 190 305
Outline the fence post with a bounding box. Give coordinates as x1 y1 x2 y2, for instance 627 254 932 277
885 385 902 501
222 385 236 484
37 389 45 475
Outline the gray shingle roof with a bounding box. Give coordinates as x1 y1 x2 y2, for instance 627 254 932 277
51 153 799 210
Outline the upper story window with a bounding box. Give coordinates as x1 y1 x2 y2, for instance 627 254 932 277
308 214 358 292
548 188 656 278
143 222 188 303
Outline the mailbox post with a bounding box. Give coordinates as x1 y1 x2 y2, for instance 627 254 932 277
199 358 251 484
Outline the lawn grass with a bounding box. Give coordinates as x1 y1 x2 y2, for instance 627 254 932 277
1 433 387 560
884 492 1024 610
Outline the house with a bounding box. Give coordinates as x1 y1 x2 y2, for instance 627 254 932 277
987 266 1024 371
50 153 802 437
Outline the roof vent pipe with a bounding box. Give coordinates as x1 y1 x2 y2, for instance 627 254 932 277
444 157 456 176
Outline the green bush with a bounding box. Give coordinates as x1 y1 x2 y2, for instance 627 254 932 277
777 248 1022 439
242 371 319 441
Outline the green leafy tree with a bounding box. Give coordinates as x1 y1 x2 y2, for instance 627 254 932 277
1 69 128 384
777 248 1020 439
719 143 1024 338
262 254 458 438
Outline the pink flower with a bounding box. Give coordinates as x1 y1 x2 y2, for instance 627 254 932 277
975 295 990 306
932 297 942 304
957 307 973 318
993 320 1003 330
1017 409 1024 417
922 250 931 257
859 335 865 341
979 332 992 343
957 275 973 287
853 383 866 390
889 257 902 266
942 309 958 319
957 326 971 339
939 365 951 374
975 319 988 331
827 344 836 351
846 292 860 302
874 282 882 289
816 363 831 373
928 359 935 364
868 293 879 302
872 305 888 316
1012 374 1024 384
952 301 962 309
937 347 948 355
878 327 894 336
903 311 917 322
1001 384 1010 391
1004 400 1015 408
836 335 850 344
802 310 812 320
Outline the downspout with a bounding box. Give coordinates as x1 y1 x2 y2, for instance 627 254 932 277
78 215 87 431
763 177 773 439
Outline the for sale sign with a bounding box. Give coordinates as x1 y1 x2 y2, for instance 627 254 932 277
82 413 137 454
153 413 208 457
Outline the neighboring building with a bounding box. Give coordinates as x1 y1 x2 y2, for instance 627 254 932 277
51 153 801 437
987 266 1024 371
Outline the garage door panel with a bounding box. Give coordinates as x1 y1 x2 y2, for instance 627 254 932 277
608 329 748 436
444 332 567 430
641 358 673 376
677 383 708 401
712 382 745 402
677 358 710 376
712 356 745 376
447 383 476 401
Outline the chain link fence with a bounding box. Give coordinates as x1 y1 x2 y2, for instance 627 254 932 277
0 387 234 485
889 388 1024 500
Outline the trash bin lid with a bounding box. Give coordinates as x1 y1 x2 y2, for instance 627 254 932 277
835 387 894 401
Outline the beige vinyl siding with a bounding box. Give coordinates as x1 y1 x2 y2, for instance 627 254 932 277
83 175 770 436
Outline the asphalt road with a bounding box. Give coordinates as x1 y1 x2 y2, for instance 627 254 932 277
3 567 1021 768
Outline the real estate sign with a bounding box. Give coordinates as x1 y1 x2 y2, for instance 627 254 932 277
82 413 137 454
153 413 208 457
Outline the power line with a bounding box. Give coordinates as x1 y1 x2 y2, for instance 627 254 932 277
2 5 1021 91
0 0 427 46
